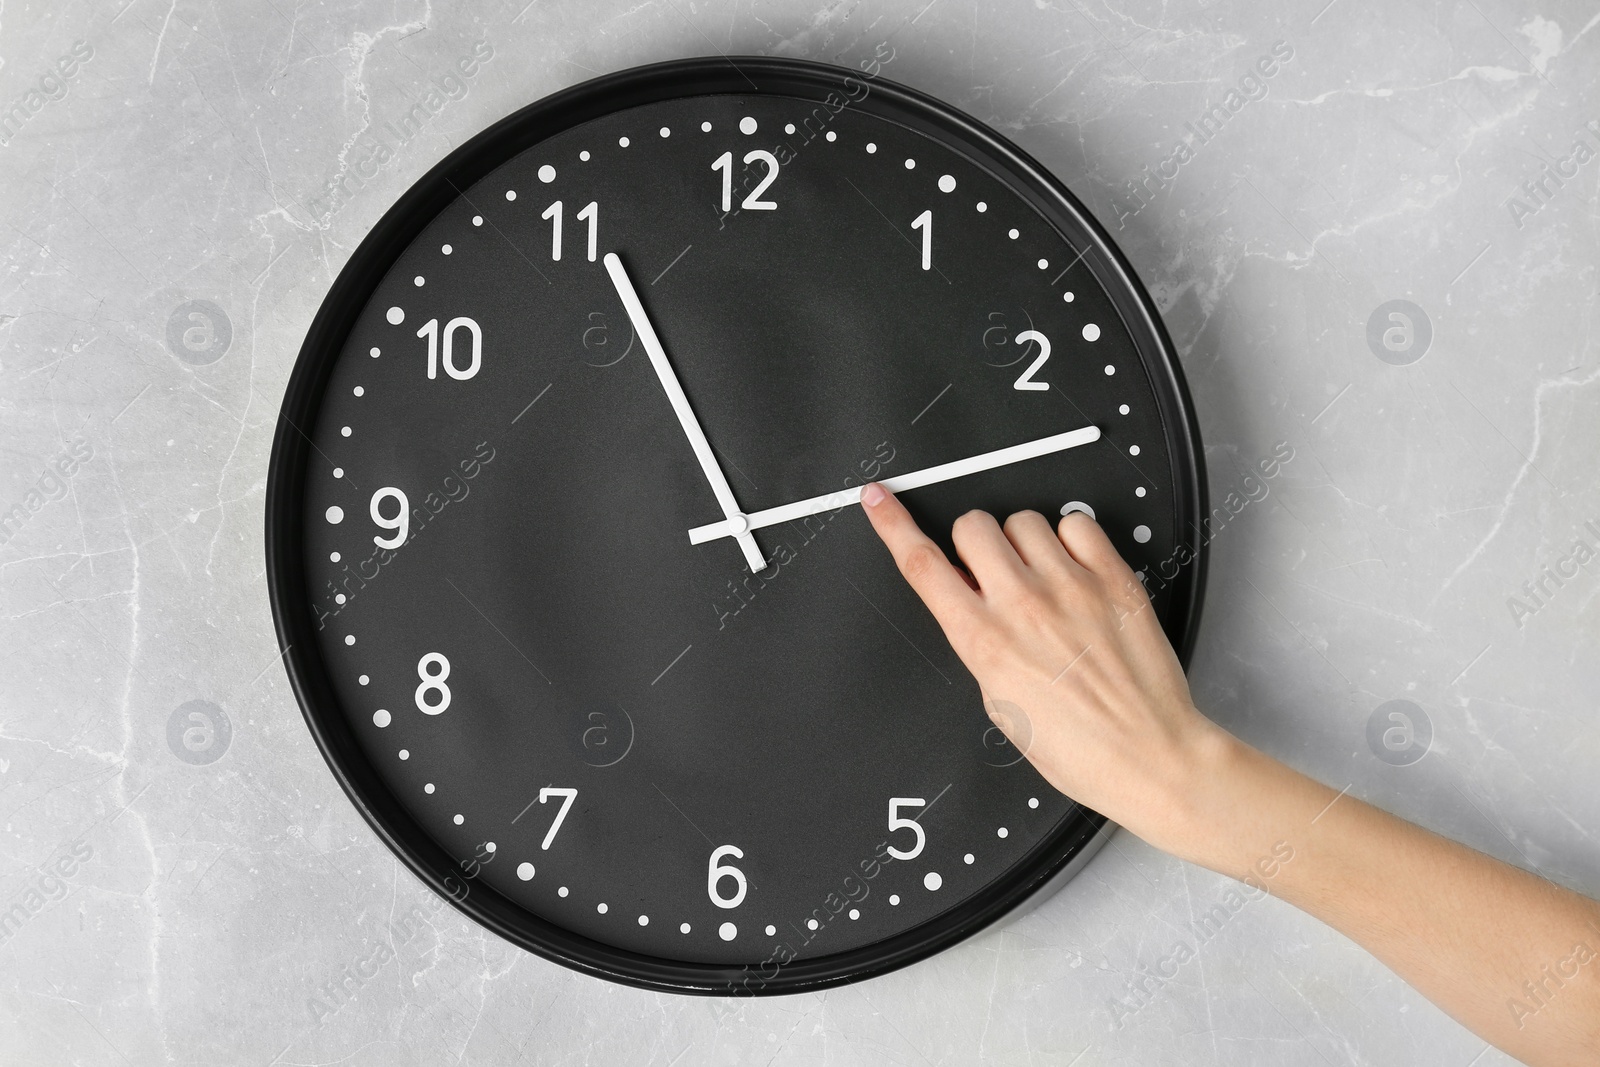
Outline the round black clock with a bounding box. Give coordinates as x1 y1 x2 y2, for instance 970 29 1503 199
266 56 1205 995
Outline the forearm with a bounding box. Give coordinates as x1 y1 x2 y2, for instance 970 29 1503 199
1156 733 1600 1067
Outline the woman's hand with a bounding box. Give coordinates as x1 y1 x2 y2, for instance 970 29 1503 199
857 482 1229 857
859 482 1600 1067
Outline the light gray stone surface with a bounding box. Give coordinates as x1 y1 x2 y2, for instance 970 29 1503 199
2 1 1597 1063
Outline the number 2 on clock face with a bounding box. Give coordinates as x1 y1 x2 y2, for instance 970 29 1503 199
1012 329 1051 391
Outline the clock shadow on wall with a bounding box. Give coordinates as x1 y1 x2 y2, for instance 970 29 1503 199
266 56 1206 995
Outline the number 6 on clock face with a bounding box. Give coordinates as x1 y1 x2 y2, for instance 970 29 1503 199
707 845 747 908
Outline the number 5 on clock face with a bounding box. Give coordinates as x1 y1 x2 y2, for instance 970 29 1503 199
887 798 927 860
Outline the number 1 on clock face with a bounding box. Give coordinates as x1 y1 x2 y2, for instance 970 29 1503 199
912 209 931 270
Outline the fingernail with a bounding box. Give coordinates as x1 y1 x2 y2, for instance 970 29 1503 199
861 482 886 507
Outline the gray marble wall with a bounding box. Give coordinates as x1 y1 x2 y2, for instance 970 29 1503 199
2 0 1597 1063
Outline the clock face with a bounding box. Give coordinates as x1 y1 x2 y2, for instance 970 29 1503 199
266 58 1205 995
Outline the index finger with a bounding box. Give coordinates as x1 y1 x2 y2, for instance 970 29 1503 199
860 482 981 627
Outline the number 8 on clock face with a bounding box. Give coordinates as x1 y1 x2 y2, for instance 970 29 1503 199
414 653 450 715
267 57 1205 995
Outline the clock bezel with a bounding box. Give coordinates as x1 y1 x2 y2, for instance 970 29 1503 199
265 55 1208 996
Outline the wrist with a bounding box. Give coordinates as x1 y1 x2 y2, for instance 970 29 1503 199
1129 716 1245 864
1139 722 1339 883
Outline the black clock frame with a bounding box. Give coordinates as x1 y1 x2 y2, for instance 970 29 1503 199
265 55 1208 996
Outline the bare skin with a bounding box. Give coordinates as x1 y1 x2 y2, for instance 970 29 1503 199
859 482 1600 1067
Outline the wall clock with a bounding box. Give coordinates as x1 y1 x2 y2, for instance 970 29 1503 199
266 55 1206 995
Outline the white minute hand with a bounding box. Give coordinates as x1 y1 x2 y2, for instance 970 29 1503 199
603 252 767 571
687 425 1103 546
